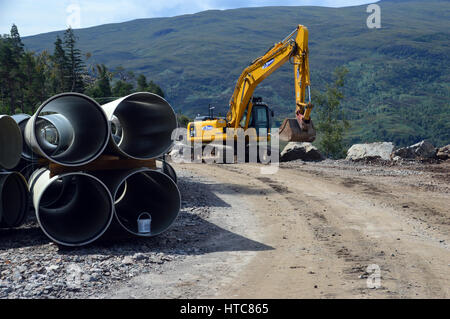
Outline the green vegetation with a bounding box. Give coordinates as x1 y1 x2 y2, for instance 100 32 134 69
176 113 192 127
314 67 350 159
7 0 450 147
0 26 167 113
64 28 85 92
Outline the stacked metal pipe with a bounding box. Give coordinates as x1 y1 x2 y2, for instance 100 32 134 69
0 92 180 246
0 115 30 229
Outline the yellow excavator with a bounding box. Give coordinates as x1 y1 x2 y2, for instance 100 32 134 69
187 24 316 156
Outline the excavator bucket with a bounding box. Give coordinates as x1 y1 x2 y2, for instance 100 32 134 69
279 118 316 142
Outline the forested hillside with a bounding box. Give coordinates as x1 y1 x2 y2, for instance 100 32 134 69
16 0 450 147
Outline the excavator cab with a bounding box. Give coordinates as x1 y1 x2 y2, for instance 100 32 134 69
246 97 273 136
244 97 316 142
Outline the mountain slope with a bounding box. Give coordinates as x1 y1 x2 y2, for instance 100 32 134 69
23 0 450 147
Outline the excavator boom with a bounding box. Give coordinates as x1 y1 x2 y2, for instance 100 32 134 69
187 24 316 148
227 24 316 142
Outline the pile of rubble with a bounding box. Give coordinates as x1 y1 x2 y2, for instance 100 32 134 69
279 140 449 163
280 142 323 162
346 140 449 163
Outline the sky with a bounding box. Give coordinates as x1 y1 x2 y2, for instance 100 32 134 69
0 0 378 37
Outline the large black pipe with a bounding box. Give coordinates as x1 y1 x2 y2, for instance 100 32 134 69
29 169 114 246
0 172 29 228
0 115 22 169
11 114 37 162
94 168 180 237
101 92 177 160
24 93 110 166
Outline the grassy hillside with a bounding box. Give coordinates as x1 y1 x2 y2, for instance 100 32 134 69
23 0 450 147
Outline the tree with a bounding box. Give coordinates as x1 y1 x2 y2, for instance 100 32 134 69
136 74 164 97
147 80 165 98
51 36 69 93
34 51 52 112
95 64 112 97
0 24 168 116
20 52 39 113
64 27 85 92
85 64 112 99
114 66 134 83
177 113 191 127
136 74 147 91
0 31 22 114
9 24 24 56
112 80 134 97
313 66 350 159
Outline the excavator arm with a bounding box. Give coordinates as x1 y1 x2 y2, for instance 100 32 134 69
227 25 316 142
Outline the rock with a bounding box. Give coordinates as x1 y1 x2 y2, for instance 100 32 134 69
346 142 395 161
162 256 174 262
280 142 323 162
1 287 13 294
90 268 102 273
436 144 450 160
121 256 133 265
17 266 28 274
82 274 97 282
393 140 436 160
132 253 147 261
12 271 23 283
45 265 59 272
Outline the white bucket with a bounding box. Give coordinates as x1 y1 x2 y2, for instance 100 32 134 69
137 212 152 234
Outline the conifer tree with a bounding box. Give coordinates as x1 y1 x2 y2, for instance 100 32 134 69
52 35 69 93
64 27 85 92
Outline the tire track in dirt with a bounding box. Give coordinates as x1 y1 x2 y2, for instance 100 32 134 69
212 163 449 298
101 161 449 298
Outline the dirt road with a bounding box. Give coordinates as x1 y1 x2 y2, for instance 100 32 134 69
103 160 449 299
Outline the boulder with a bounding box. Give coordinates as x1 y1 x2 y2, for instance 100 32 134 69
393 140 436 160
346 142 394 161
280 142 323 162
436 144 450 160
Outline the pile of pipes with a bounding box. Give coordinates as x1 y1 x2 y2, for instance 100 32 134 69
0 92 180 246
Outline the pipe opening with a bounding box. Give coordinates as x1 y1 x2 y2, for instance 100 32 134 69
0 172 29 228
104 93 177 159
113 169 180 236
111 115 123 145
0 116 22 169
25 94 110 166
36 173 113 246
35 114 74 156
